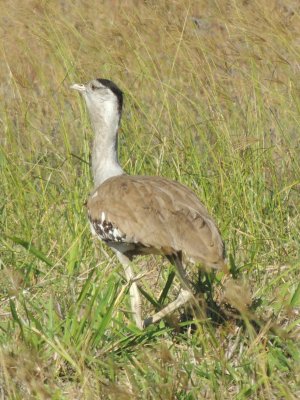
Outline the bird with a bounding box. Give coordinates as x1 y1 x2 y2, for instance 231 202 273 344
70 78 226 329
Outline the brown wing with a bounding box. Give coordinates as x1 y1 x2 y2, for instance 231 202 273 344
87 175 225 268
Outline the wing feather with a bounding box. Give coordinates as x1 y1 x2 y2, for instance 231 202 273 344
87 175 224 267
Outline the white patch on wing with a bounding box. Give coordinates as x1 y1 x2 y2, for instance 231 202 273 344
89 214 127 244
89 221 97 236
113 227 122 238
91 191 98 199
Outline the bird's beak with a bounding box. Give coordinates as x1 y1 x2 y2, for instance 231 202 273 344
70 83 86 92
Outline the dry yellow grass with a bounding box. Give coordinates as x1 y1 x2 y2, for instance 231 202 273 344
0 0 300 398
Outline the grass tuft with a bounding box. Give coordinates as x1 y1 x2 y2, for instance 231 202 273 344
0 0 300 398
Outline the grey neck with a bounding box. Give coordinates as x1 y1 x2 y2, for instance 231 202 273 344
90 112 124 188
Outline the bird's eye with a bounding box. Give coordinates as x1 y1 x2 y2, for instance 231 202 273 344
91 84 97 91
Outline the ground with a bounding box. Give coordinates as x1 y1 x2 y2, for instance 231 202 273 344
0 0 299 398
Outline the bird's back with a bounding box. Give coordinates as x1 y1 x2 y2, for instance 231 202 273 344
87 175 225 268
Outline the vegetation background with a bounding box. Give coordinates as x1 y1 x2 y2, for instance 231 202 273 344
0 0 299 398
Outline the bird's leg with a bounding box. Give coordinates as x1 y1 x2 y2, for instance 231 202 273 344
167 253 192 292
143 253 195 328
143 289 193 328
171 253 206 322
115 251 143 329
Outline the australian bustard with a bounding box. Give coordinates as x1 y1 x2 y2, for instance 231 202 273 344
71 78 226 329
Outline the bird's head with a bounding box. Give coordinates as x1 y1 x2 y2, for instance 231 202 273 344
71 78 123 127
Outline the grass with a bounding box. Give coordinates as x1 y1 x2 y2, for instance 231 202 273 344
0 0 300 398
